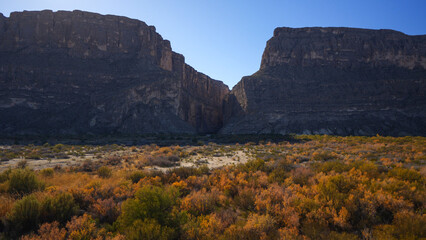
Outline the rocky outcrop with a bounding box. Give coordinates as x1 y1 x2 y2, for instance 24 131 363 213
222 27 426 136
0 10 229 136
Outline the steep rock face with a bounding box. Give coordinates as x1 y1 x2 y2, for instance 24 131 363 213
0 10 229 136
222 27 426 136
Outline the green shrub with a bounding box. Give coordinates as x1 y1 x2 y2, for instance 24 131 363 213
128 171 146 184
312 151 334 161
239 158 266 172
8 169 44 195
318 174 355 209
388 168 423 182
314 161 350 173
25 153 41 160
392 210 426 239
52 144 65 153
126 219 175 240
8 195 41 234
0 168 12 183
40 168 54 178
41 192 79 224
97 166 112 178
118 185 179 228
350 160 379 177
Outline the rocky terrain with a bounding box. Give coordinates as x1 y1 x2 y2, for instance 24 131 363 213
0 11 425 137
0 10 229 136
222 27 426 136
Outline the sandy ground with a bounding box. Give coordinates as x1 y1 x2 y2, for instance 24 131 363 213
0 147 253 172
148 150 252 172
0 155 99 171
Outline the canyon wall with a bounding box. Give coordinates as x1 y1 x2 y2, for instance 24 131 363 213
0 10 229 136
222 27 426 136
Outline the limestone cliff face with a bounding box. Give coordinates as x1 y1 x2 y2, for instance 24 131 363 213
0 10 229 135
222 27 426 136
261 27 426 70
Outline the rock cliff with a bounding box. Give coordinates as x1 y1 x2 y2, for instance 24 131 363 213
0 10 229 136
222 27 426 136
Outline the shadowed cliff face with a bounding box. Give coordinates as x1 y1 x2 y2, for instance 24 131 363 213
0 10 229 135
222 27 426 136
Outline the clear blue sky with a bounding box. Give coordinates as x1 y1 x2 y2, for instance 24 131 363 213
1 0 425 88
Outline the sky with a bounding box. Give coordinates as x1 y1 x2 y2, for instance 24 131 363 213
1 0 425 88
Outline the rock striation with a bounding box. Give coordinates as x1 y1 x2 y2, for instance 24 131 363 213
222 27 426 136
0 10 229 136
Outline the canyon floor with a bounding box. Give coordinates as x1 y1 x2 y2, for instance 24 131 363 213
0 135 425 239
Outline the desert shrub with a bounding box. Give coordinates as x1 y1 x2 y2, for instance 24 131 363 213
126 219 175 240
40 168 54 178
104 155 122 166
128 171 146 184
7 195 41 235
17 159 28 168
20 221 67 240
388 168 423 183
350 160 379 177
0 151 17 161
54 152 70 159
52 144 65 153
224 214 278 240
148 155 179 167
8 168 44 195
234 187 256 211
198 165 210 175
328 231 359 240
318 174 355 208
25 152 42 160
81 159 97 172
239 158 266 172
66 214 98 240
97 166 112 178
0 168 12 183
167 155 180 163
53 164 62 171
0 195 14 216
290 167 314 186
372 224 397 240
181 213 227 240
181 188 220 216
314 160 351 173
371 211 426 240
312 151 335 161
118 185 179 229
41 192 79 224
166 166 208 180
268 160 292 183
391 210 426 239
89 198 120 224
300 219 329 240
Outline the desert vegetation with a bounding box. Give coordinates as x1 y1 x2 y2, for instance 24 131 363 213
0 135 424 239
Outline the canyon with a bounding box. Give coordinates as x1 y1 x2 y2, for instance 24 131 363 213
0 11 425 136
222 27 426 136
0 10 229 136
